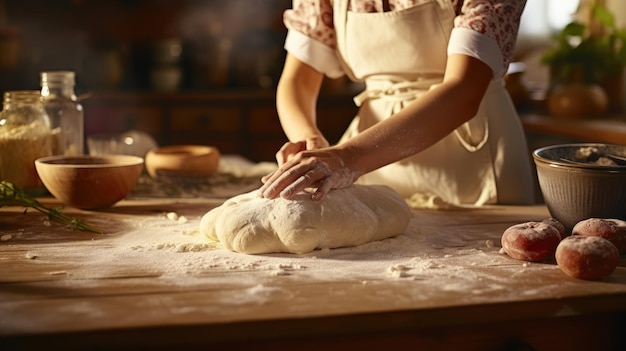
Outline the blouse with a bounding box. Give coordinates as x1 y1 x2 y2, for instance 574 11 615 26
283 0 527 78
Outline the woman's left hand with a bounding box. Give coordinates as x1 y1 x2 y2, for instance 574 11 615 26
259 146 360 201
274 135 330 166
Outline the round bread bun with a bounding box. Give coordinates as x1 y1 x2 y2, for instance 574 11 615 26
572 218 626 253
501 221 562 262
555 235 619 280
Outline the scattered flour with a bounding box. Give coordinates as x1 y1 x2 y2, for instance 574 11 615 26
387 264 411 278
22 205 567 308
166 211 188 223
49 271 68 275
2 194 587 309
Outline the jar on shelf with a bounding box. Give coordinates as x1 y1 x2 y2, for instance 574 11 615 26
40 71 85 155
0 90 56 193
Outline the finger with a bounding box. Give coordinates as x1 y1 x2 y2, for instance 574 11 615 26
258 160 304 198
260 169 276 184
311 178 334 201
276 141 306 166
258 171 282 198
279 166 330 200
258 166 285 196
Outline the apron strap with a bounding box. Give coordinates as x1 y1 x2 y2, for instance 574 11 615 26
354 78 442 106
454 121 489 152
332 0 360 82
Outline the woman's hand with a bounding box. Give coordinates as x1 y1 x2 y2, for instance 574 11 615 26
275 135 330 166
259 145 360 201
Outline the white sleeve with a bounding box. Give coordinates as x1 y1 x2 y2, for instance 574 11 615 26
447 27 503 77
284 29 345 79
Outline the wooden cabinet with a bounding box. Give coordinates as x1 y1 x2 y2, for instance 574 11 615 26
84 105 164 136
167 106 244 154
169 107 242 133
82 91 358 162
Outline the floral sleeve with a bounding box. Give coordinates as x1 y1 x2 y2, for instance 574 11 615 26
453 0 527 75
283 0 336 49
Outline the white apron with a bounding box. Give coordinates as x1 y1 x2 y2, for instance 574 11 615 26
333 0 534 206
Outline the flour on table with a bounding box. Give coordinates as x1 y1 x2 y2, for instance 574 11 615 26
3 198 587 311
200 184 412 254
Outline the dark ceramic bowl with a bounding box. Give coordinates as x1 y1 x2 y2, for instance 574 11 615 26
532 143 626 232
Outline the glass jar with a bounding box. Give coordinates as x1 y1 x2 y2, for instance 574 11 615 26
40 71 85 155
0 90 56 193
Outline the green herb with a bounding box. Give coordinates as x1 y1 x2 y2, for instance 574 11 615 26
542 0 626 84
0 180 103 234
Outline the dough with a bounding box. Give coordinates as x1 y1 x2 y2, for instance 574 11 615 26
501 220 562 262
200 184 412 254
555 235 619 280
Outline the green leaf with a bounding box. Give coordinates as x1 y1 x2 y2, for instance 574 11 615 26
0 180 103 234
594 5 615 29
560 22 585 38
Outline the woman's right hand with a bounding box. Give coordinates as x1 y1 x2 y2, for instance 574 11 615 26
260 144 360 201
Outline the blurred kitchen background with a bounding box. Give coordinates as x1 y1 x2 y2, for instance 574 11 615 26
0 0 624 161
0 0 292 92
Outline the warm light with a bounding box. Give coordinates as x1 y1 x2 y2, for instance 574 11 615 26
169 43 182 57
123 136 135 146
519 0 580 37
547 0 580 30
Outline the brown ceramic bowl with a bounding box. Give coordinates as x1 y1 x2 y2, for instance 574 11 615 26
35 154 144 210
533 143 626 232
144 145 220 178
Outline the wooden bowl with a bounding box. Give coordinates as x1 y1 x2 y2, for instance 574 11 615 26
144 145 220 178
35 155 144 210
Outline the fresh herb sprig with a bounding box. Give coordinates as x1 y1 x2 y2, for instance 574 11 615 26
0 180 103 234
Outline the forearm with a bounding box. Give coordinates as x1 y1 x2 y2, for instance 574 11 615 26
341 55 492 177
276 54 325 142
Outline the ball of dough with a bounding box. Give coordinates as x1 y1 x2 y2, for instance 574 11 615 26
572 218 626 253
200 185 412 254
542 218 567 238
555 236 619 280
501 221 562 262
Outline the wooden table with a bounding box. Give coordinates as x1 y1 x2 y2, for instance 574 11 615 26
1 198 625 350
521 114 626 145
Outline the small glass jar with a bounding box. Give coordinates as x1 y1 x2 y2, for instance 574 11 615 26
0 90 55 193
40 71 85 155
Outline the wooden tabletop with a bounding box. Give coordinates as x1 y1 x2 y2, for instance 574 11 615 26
1 198 625 350
521 114 626 145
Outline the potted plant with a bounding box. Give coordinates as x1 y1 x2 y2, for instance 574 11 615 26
542 0 626 117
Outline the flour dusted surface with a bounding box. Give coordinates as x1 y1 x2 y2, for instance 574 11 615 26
200 185 412 254
5 198 626 333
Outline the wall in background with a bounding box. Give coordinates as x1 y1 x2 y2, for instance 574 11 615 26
0 0 290 95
